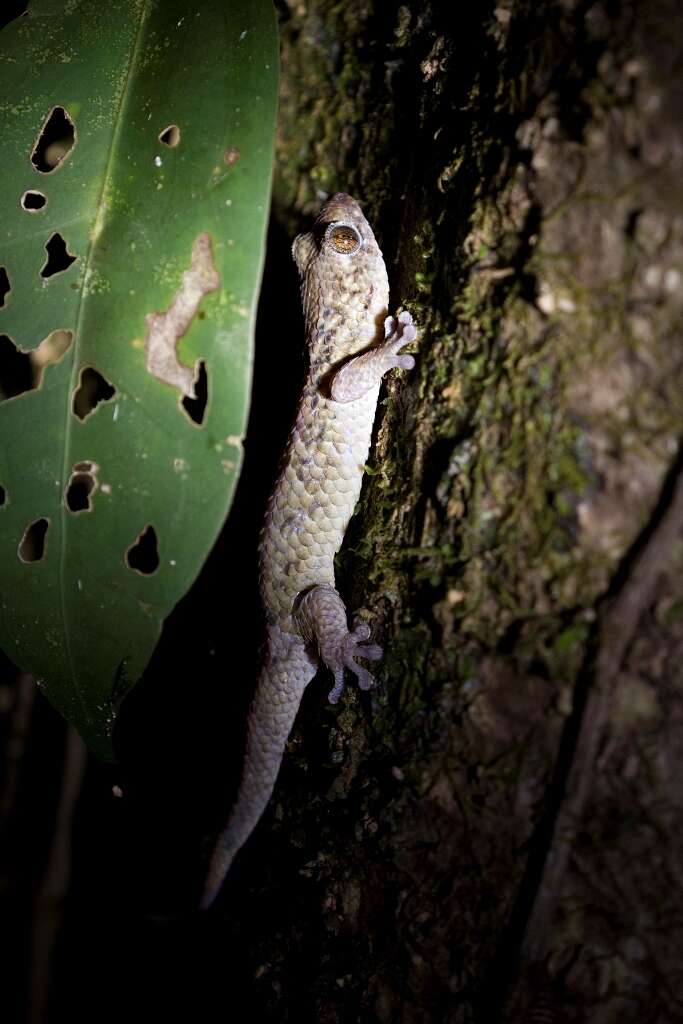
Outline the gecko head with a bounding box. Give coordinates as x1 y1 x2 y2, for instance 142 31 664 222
292 192 383 280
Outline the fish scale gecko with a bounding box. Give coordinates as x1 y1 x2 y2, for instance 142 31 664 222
200 192 417 909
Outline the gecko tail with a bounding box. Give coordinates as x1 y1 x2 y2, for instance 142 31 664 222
199 644 315 910
199 826 244 911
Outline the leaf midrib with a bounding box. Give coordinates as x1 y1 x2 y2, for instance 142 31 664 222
57 2 152 729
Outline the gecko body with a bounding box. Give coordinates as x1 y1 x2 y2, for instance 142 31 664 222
201 193 416 909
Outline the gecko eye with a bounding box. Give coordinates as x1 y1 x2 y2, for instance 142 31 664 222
326 223 362 256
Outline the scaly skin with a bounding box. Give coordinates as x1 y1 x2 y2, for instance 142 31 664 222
200 193 416 909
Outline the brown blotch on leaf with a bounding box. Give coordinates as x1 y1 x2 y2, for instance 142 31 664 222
30 329 74 380
223 147 240 166
144 233 219 400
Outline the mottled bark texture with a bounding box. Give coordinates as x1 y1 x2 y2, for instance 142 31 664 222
251 0 683 1021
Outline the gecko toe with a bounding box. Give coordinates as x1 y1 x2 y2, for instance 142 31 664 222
357 642 382 661
353 664 377 691
344 638 382 689
325 636 383 703
328 669 345 704
351 621 371 642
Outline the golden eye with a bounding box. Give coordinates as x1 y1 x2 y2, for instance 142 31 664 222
326 223 362 255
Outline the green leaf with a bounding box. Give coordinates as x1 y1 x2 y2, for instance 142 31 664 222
0 1 278 759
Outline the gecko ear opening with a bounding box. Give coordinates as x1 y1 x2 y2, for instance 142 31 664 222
292 231 316 275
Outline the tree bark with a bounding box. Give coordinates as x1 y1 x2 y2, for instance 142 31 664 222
251 1 683 1020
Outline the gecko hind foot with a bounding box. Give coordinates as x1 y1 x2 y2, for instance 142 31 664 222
328 619 383 704
294 584 384 704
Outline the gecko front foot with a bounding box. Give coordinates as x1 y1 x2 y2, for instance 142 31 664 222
330 309 417 403
294 585 383 704
382 309 417 370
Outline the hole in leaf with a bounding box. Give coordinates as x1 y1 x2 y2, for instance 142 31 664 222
0 267 10 307
0 335 32 398
30 106 76 173
65 463 97 513
181 360 208 425
125 525 159 575
40 233 77 278
72 366 116 420
21 189 47 211
0 485 6 507
0 330 73 402
159 124 180 147
18 517 49 563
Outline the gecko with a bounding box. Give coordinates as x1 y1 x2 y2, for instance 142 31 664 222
200 192 416 909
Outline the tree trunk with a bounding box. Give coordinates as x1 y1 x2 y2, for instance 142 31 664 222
255 0 683 1019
